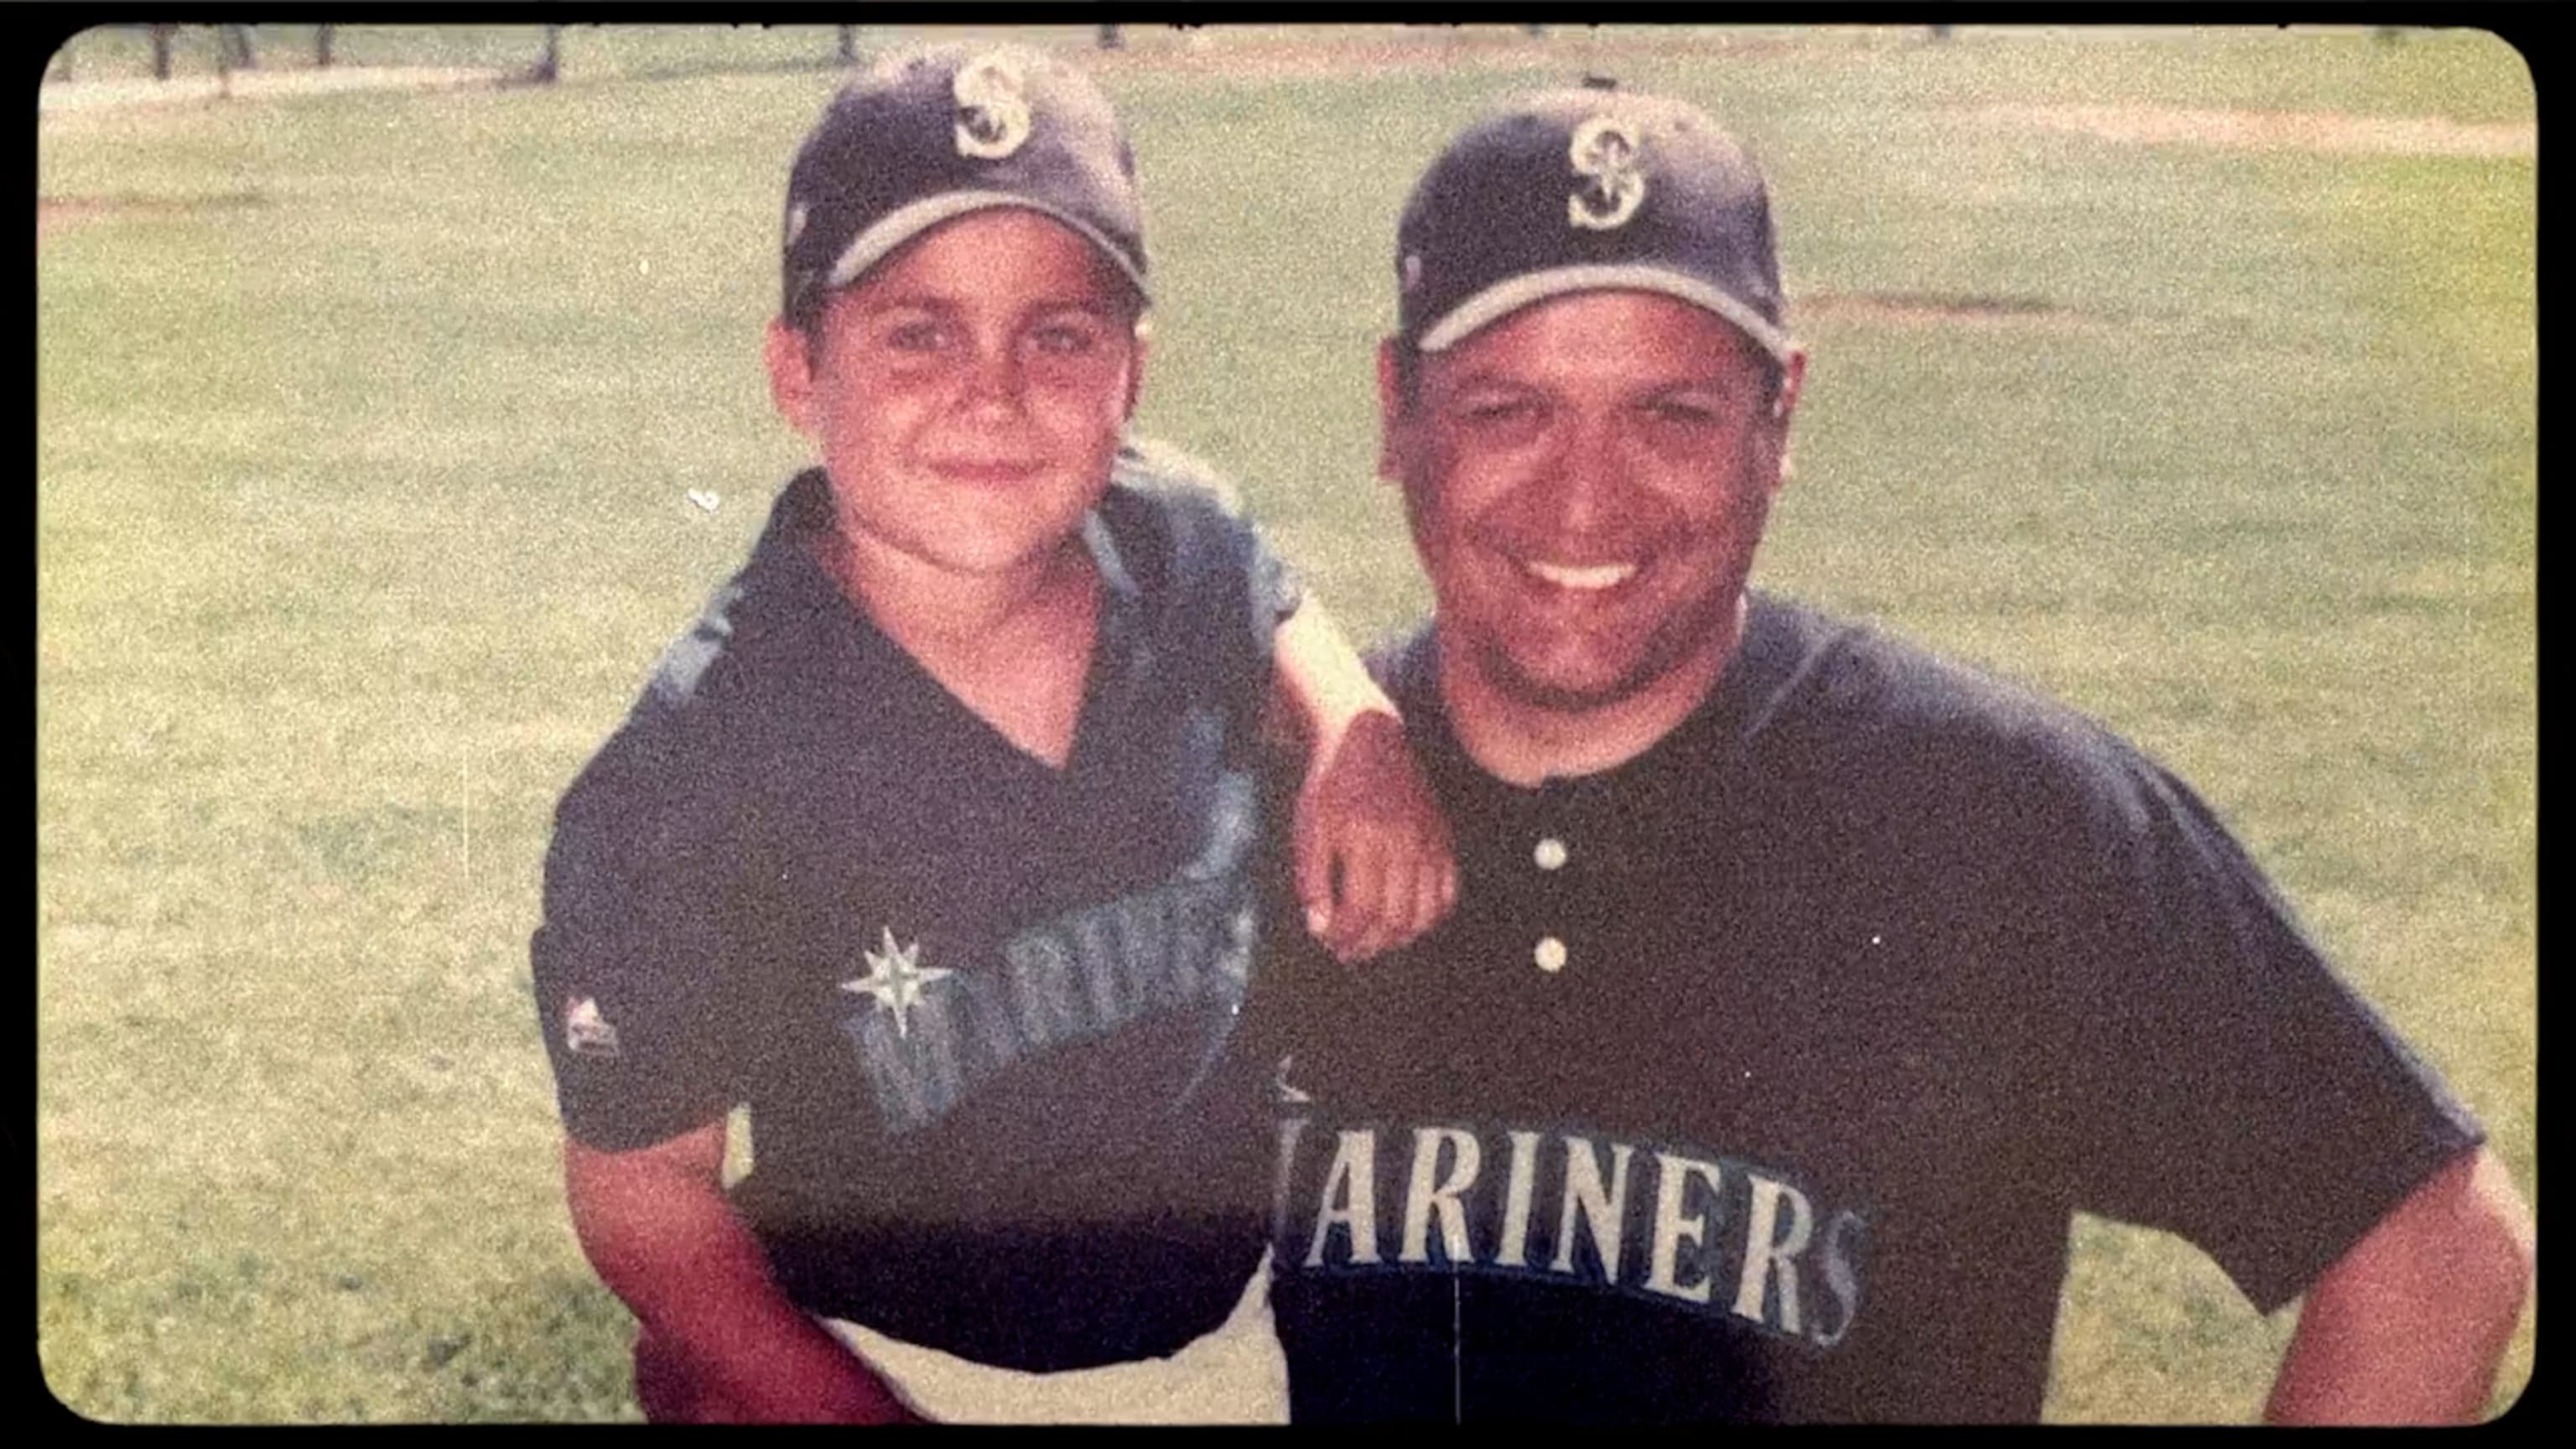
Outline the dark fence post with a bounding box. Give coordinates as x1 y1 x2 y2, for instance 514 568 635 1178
534 24 561 83
317 24 335 68
224 24 257 69
1098 23 1123 50
838 25 855 63
151 23 174 80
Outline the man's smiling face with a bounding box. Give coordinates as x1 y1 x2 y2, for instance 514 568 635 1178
1386 288 1802 717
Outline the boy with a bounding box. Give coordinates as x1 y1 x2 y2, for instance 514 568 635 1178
532 45 1452 1423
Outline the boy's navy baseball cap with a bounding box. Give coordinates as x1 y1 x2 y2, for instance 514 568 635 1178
1395 85 1796 364
782 44 1147 323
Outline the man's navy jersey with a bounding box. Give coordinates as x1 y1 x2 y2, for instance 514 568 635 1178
1263 591 2482 1423
532 446 1299 1372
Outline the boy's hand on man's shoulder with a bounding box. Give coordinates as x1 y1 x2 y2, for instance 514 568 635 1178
1293 706 1457 965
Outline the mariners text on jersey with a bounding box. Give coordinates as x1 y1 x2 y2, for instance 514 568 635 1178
849 748 1257 1136
1275 1115 1867 1347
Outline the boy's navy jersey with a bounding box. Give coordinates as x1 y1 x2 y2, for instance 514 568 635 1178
532 447 1300 1372
1263 591 2482 1423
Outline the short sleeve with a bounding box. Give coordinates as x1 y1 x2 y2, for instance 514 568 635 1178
2055 744 2484 1311
1109 438 1305 737
530 678 755 1152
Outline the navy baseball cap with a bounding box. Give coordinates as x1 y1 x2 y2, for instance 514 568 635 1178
1395 86 1795 364
782 44 1148 323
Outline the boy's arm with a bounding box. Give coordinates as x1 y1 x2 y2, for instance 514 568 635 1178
1267 598 1457 963
564 1123 927 1424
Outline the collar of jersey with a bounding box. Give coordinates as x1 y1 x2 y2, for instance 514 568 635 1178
1386 591 1809 823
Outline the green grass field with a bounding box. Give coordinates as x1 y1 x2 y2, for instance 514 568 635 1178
37 23 2534 1423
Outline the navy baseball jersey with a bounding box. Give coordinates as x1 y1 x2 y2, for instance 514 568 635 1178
1262 592 2482 1422
532 444 1299 1372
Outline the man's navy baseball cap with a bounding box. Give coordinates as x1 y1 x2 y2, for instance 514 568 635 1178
781 44 1147 324
1395 85 1796 364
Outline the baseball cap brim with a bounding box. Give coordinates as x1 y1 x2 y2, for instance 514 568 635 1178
1417 262 1796 364
825 190 1152 303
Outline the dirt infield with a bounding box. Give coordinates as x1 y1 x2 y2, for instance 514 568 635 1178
1976 103 2534 159
1794 291 2104 334
38 192 269 243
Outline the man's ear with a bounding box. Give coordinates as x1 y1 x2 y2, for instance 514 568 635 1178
764 317 817 435
1375 336 1410 483
1771 346 1809 427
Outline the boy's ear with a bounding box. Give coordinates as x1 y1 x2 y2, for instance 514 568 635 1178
764 317 817 435
1123 328 1149 421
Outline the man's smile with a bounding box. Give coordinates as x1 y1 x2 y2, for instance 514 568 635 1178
1520 558 1641 593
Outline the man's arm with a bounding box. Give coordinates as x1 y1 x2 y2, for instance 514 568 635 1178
563 1122 923 1424
2263 1145 2534 1425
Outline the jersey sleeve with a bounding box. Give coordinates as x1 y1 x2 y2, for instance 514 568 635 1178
530 659 756 1153
1109 437 1306 740
2049 739 2485 1312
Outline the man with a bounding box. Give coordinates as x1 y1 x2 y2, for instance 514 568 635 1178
532 46 1450 1424
1260 85 2532 1424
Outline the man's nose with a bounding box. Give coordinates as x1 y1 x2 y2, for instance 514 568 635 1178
1537 410 1624 536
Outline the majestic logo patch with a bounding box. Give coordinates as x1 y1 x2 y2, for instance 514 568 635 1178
953 55 1033 160
841 927 952 1040
564 995 621 1057
1567 113 1646 231
784 200 809 249
1401 252 1425 294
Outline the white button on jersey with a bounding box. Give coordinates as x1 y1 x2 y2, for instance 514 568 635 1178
1535 936 1568 973
1534 836 1569 871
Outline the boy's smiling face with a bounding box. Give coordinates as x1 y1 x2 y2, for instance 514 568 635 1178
766 207 1145 582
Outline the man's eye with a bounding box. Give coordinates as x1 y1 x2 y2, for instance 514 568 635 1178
1648 400 1724 427
1031 324 1103 356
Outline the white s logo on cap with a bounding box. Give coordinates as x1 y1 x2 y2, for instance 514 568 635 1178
1567 114 1645 231
953 55 1032 160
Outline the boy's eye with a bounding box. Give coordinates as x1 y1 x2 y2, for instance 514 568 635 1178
883 319 948 352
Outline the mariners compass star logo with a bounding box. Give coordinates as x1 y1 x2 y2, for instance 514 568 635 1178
841 927 952 1040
